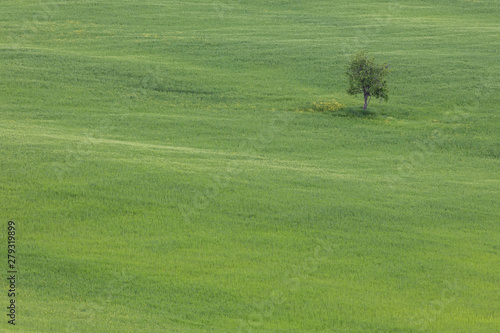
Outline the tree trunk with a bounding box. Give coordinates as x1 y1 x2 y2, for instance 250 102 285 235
363 93 369 110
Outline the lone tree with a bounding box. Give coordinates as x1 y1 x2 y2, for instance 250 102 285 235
346 51 390 110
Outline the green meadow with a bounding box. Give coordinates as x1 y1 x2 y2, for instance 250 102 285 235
1 0 499 331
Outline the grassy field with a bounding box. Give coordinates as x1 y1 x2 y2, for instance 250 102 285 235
1 0 499 332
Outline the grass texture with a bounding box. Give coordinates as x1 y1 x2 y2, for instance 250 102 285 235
0 0 499 332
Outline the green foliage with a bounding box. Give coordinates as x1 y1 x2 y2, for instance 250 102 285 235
346 51 390 110
311 100 346 112
299 100 346 113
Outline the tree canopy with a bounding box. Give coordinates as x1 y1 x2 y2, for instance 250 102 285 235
346 51 390 110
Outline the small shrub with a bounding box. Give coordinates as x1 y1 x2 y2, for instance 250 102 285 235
310 100 346 112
